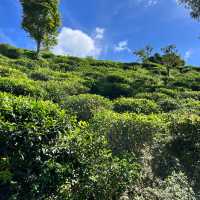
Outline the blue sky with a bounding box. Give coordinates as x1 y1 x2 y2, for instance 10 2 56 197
0 0 200 65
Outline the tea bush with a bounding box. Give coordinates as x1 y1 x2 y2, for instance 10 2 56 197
0 93 140 200
183 99 200 110
91 111 166 155
42 80 89 103
30 71 51 81
91 72 131 98
62 94 112 120
178 91 200 100
0 44 24 59
0 92 73 199
0 44 200 199
0 77 45 97
0 65 27 78
113 98 160 114
132 171 196 200
135 92 170 102
54 122 140 200
169 114 200 192
158 98 181 112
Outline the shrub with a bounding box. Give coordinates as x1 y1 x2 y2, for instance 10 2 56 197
14 57 49 69
42 80 89 103
52 55 69 64
41 51 55 59
135 92 170 102
14 58 38 68
62 94 112 120
0 44 24 59
178 91 200 100
23 50 37 59
0 92 72 199
131 73 162 95
0 77 45 97
0 93 140 200
50 56 87 72
183 99 200 110
55 122 140 199
30 72 51 81
0 44 200 199
157 88 180 98
92 80 131 99
132 171 196 200
50 61 81 72
89 59 123 68
0 65 27 79
169 114 200 192
106 73 129 83
91 111 166 155
90 71 131 99
113 98 160 114
158 98 181 112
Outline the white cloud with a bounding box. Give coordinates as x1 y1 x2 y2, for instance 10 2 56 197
146 0 158 7
95 27 105 40
130 0 159 7
114 40 131 52
139 0 158 7
185 49 193 61
52 27 102 58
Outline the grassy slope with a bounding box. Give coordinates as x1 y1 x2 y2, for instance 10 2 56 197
0 44 200 199
0 45 199 103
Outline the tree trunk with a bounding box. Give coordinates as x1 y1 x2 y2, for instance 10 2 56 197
36 40 41 58
167 66 170 77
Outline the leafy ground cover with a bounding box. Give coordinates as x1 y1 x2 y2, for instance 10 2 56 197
0 44 200 199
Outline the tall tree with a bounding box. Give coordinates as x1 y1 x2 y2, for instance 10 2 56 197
161 45 185 77
133 45 153 63
179 0 200 20
20 0 61 57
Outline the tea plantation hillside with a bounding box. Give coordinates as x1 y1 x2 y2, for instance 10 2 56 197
0 44 200 199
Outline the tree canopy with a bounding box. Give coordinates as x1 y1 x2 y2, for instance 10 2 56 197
179 0 200 20
20 0 61 57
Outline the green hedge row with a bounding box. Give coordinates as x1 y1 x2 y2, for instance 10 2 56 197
0 93 140 199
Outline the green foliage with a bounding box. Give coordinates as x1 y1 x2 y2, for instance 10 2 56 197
131 73 162 95
91 71 131 98
0 157 13 200
0 44 24 59
20 0 61 55
178 91 200 100
183 99 200 110
135 92 170 101
42 80 89 103
0 65 27 78
179 0 200 20
132 171 196 200
0 157 12 184
158 98 181 112
54 122 140 200
14 57 50 69
161 45 185 77
91 111 166 155
0 45 200 199
113 98 160 114
30 71 51 81
0 93 140 199
0 92 72 199
0 77 45 97
149 53 164 64
133 45 153 63
169 114 200 192
62 94 112 120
